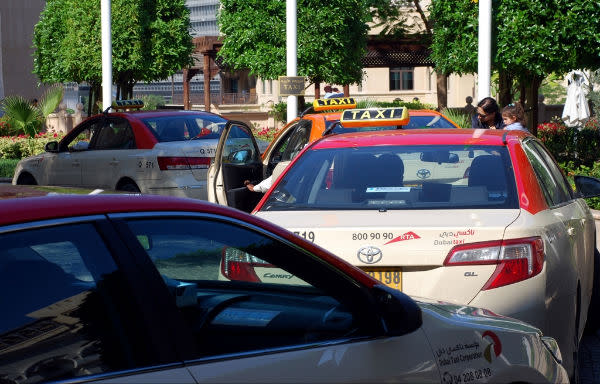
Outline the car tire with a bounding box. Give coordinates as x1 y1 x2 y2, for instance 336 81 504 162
16 173 37 185
116 180 140 193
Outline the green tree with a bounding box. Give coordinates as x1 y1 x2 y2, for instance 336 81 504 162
33 0 193 112
217 0 370 89
429 0 600 134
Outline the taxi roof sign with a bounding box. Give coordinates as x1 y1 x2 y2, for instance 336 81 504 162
340 107 409 127
112 99 144 110
313 97 357 111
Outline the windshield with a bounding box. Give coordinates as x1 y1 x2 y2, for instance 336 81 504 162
261 145 518 211
328 114 455 135
141 114 228 142
404 115 456 129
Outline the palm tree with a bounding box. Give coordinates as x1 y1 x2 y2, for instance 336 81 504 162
0 84 64 138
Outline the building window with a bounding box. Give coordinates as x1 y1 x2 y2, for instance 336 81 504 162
390 67 414 91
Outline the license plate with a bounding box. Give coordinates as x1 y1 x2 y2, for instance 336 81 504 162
360 267 402 291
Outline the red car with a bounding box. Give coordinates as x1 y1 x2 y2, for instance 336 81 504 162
0 194 567 383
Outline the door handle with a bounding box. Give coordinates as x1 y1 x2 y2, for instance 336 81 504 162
109 160 119 166
72 161 80 167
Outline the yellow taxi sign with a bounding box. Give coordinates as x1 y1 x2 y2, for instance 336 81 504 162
340 107 409 127
112 99 144 110
313 97 357 111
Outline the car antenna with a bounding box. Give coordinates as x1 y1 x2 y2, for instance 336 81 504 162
300 105 314 117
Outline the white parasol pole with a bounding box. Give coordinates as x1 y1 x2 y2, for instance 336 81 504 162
101 0 113 111
478 0 491 99
286 0 297 122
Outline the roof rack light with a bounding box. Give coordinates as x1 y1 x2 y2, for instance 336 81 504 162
112 99 145 111
312 97 357 112
340 107 410 127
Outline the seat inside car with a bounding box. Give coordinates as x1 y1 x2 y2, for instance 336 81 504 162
468 155 507 194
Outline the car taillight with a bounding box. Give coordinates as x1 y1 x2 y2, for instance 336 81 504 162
157 156 211 170
444 237 544 290
221 247 271 282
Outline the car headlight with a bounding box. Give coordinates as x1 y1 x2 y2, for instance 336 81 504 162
540 336 562 364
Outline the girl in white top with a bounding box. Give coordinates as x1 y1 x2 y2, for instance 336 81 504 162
502 102 529 132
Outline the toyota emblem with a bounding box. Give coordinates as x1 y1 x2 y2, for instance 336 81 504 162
357 246 383 264
417 168 431 179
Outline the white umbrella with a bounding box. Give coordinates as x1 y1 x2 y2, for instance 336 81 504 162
562 70 590 127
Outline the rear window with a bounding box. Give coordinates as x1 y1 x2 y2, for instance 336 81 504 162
141 115 227 142
261 145 518 211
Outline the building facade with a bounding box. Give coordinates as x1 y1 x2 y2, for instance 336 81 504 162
0 0 46 100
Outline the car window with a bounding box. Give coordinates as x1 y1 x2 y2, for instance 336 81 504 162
528 140 573 201
261 145 518 211
141 114 228 142
222 123 258 165
522 140 571 206
281 120 311 161
0 223 154 383
125 217 363 357
270 122 299 162
94 118 135 149
62 119 103 152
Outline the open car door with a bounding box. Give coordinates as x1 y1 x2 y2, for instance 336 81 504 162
208 121 263 212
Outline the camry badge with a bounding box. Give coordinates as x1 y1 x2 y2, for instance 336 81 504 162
357 246 383 264
417 169 431 179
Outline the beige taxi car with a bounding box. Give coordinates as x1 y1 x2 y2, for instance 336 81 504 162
209 110 600 380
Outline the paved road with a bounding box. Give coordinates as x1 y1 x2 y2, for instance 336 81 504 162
580 324 600 383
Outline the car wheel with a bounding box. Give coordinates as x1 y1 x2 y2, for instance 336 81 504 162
16 173 37 185
116 180 140 193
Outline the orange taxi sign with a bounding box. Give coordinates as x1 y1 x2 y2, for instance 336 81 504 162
313 97 357 111
340 107 409 127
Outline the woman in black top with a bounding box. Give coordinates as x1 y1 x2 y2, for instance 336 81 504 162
471 97 506 129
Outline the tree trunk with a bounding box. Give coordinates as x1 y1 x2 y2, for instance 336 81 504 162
524 75 543 136
436 72 448 111
90 84 101 115
298 96 306 116
343 85 350 97
314 81 321 99
498 71 513 107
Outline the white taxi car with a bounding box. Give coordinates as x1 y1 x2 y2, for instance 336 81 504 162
0 194 567 383
12 100 268 200
209 113 600 379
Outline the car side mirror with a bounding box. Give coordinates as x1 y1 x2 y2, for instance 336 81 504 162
229 149 251 164
574 175 600 198
372 285 422 336
45 141 59 153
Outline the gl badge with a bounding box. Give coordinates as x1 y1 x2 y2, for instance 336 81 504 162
357 246 382 264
